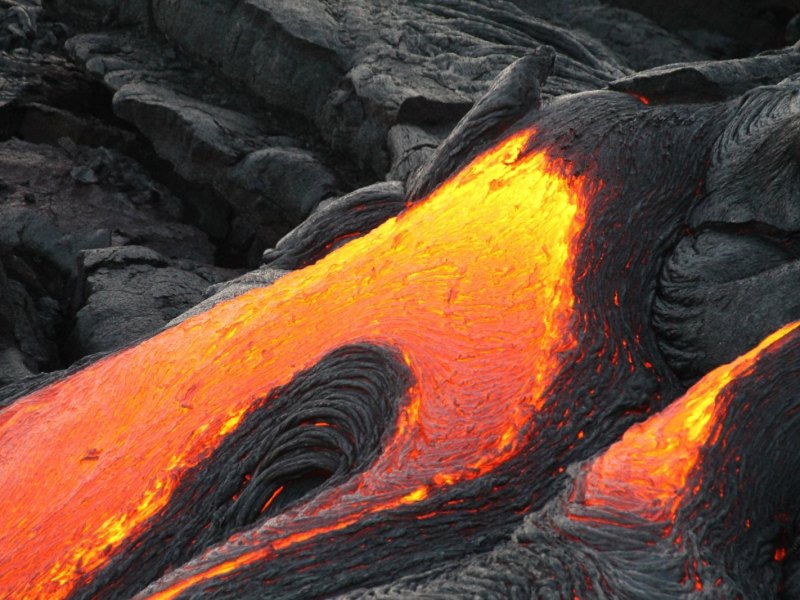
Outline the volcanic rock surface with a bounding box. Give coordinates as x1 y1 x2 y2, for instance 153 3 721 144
1 0 800 598
3 0 794 388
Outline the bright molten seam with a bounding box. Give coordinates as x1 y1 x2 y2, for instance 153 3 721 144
0 129 589 598
578 320 800 523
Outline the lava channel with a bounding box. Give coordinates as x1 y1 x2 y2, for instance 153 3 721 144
0 128 596 598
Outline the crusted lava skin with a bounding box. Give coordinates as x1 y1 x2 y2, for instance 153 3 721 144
3 79 769 600
109 95 721 599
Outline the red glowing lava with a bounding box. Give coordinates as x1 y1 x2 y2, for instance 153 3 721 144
573 321 800 523
0 129 596 598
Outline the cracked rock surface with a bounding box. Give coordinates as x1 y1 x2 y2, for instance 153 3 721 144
68 245 233 359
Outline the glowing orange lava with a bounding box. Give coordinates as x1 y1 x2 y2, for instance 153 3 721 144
0 129 591 598
576 321 800 523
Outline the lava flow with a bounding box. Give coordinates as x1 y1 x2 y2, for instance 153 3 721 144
365 320 800 599
523 320 800 599
0 128 595 598
577 320 800 523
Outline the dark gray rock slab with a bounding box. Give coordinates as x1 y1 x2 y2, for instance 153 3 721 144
0 205 78 277
113 82 269 182
563 5 706 71
221 146 340 264
66 30 346 262
0 252 59 384
0 50 100 131
225 146 338 220
67 245 237 359
142 0 630 174
0 138 230 383
610 44 800 102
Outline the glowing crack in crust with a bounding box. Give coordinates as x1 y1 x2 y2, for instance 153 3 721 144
0 129 594 598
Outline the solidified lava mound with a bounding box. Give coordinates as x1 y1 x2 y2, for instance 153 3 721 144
1 1 800 599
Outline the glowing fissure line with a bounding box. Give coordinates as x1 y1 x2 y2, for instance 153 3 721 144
578 320 800 523
0 129 589 599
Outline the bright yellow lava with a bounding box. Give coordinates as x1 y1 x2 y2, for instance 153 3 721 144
0 128 591 599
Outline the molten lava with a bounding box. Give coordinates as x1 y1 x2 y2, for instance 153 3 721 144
574 320 800 523
0 128 594 598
